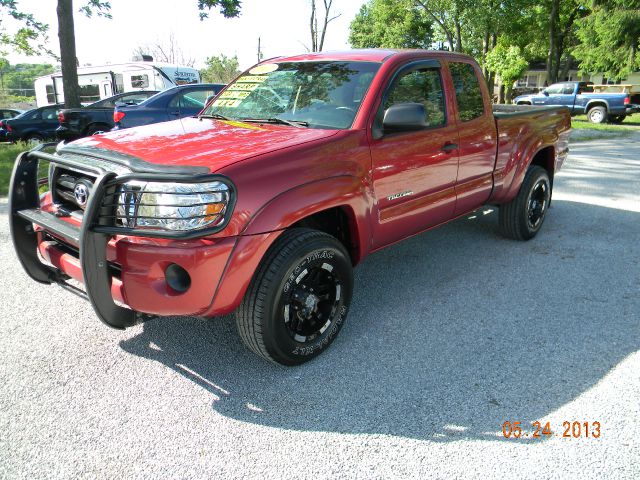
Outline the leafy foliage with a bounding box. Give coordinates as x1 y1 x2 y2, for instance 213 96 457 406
0 0 49 55
201 54 240 83
349 0 433 49
197 0 242 20
573 0 640 80
79 0 112 18
485 43 529 99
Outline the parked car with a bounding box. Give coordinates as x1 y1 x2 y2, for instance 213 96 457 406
56 90 159 140
4 104 63 142
112 83 225 130
0 109 31 141
0 108 23 119
513 81 635 123
10 50 570 365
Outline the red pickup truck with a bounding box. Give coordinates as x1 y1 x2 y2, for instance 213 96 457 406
10 50 570 365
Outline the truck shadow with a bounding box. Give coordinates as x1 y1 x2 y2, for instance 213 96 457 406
119 199 639 442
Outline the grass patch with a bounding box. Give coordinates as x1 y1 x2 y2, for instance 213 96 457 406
0 143 29 196
0 143 54 197
572 115 640 131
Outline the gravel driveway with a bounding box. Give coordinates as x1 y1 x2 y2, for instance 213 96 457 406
1 135 638 479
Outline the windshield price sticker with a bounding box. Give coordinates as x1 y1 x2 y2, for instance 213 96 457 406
219 90 250 100
227 83 261 92
236 75 268 83
212 99 242 108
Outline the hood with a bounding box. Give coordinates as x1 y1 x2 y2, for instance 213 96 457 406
68 117 340 172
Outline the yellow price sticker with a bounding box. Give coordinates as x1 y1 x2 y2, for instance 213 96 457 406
212 99 242 108
236 75 268 83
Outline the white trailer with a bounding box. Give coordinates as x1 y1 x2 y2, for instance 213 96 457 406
34 61 201 107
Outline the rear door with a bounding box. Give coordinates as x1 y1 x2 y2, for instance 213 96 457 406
369 60 459 249
40 106 60 137
448 61 498 215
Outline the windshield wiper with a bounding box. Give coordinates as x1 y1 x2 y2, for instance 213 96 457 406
241 117 309 128
199 113 233 121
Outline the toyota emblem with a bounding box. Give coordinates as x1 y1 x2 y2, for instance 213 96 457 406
73 182 90 208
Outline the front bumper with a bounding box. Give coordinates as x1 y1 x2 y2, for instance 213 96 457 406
9 145 237 329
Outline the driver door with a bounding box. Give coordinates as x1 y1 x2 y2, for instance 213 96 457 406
369 61 459 249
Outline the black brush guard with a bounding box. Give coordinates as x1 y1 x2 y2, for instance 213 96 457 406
9 144 235 329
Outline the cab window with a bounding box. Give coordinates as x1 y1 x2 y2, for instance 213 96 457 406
449 62 485 121
169 90 214 110
383 68 446 128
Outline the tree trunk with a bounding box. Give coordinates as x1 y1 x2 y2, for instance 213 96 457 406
310 0 317 52
546 0 559 85
499 84 505 104
57 0 80 108
454 21 462 52
560 55 572 81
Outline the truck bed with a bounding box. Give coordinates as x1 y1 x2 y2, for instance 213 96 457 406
493 104 570 117
489 103 572 204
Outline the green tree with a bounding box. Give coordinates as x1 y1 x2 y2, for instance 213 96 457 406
573 0 640 80
201 54 240 83
349 0 433 49
0 0 49 55
485 43 529 102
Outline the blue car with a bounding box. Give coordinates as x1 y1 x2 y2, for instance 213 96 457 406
513 81 636 124
4 104 64 142
113 83 225 130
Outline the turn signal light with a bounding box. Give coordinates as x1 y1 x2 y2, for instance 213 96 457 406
113 111 126 123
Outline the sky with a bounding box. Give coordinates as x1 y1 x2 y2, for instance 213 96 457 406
4 0 366 71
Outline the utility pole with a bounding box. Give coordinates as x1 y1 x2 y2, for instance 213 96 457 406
257 37 263 63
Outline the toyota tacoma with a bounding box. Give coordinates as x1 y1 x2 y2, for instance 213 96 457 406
10 50 570 365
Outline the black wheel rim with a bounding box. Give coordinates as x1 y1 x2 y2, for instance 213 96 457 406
282 263 341 344
527 179 549 230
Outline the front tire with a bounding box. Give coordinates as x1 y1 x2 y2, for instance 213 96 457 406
499 166 551 241
236 228 353 365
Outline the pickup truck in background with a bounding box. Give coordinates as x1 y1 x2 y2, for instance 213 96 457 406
513 81 636 123
56 90 159 141
10 50 570 366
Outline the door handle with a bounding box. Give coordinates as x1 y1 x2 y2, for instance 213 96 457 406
441 142 458 153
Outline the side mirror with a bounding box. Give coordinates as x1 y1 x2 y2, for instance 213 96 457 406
382 103 427 132
205 95 215 105
543 90 549 96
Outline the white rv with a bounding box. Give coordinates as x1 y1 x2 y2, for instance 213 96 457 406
34 61 201 107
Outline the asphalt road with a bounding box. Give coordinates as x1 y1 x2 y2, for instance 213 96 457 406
1 135 638 479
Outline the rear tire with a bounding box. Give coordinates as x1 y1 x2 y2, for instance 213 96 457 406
608 114 626 124
499 166 551 241
587 105 607 124
236 228 353 366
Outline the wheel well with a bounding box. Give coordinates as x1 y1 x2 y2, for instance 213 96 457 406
84 122 110 135
290 207 359 264
530 146 555 188
586 102 607 113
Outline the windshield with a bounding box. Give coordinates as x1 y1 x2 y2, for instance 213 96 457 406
201 61 381 129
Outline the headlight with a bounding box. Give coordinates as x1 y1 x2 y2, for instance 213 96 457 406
115 180 232 232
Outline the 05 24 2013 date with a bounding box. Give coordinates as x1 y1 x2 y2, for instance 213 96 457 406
502 421 601 439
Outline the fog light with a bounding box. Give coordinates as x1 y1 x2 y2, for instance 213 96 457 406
165 263 191 293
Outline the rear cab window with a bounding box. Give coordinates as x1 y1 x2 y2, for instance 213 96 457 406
449 62 485 122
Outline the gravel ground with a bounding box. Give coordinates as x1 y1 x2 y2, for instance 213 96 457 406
0 135 638 479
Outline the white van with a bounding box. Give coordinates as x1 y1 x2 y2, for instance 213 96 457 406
34 61 201 107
